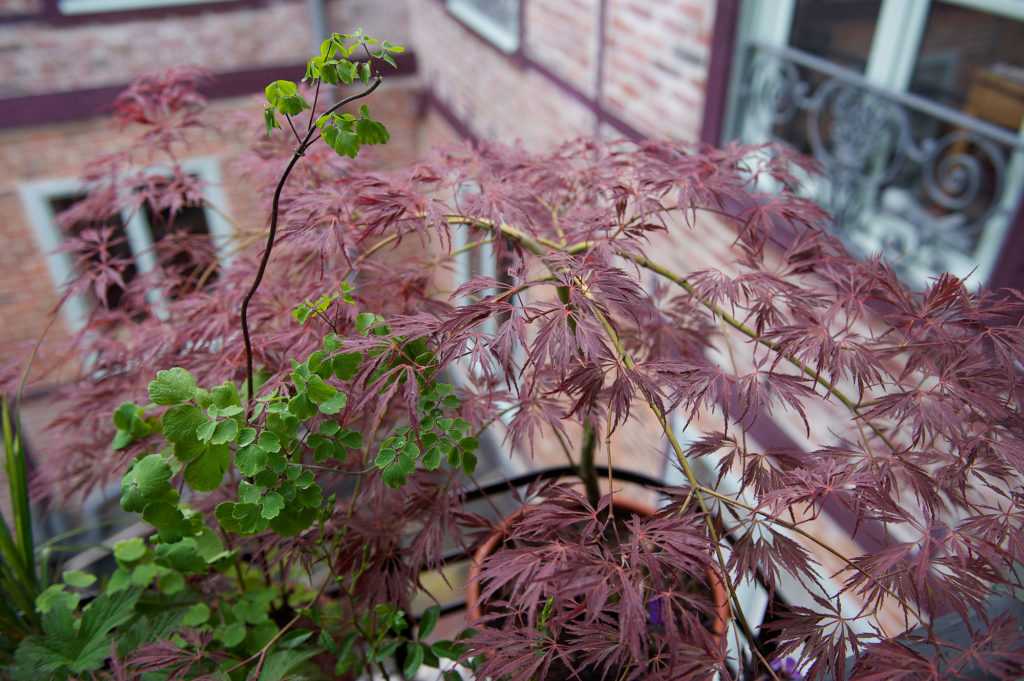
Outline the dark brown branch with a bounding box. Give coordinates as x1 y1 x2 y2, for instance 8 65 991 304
240 76 384 410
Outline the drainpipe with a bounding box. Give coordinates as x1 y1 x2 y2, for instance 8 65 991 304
307 0 328 49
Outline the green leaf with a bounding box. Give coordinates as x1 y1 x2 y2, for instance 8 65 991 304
236 444 269 477
158 571 185 595
288 392 317 420
148 367 197 405
338 429 363 448
196 419 217 443
154 538 207 573
106 568 131 594
215 621 247 647
356 312 378 335
461 449 478 475
260 492 285 519
422 446 441 471
264 107 279 135
319 421 341 436
418 605 440 639
212 381 240 408
258 431 282 453
182 602 210 626
71 589 142 672
319 391 348 415
238 427 257 447
185 443 230 492
112 430 133 450
403 641 425 679
62 570 97 588
142 501 190 542
259 649 320 681
322 119 360 157
306 375 337 404
130 562 160 586
35 584 79 614
268 504 317 536
162 404 209 445
194 525 225 561
210 419 238 445
432 640 467 660
356 105 390 145
333 352 363 380
120 454 176 513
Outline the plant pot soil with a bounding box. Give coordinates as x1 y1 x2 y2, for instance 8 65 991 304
466 494 731 654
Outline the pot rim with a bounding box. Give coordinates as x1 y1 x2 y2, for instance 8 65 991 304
465 493 731 639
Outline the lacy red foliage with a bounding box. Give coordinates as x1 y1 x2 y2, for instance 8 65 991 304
18 70 1024 680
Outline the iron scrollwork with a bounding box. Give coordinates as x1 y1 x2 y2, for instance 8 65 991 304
737 43 1022 286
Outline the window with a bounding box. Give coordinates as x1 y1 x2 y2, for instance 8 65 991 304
729 0 1024 288
446 0 520 53
56 0 238 15
18 157 233 331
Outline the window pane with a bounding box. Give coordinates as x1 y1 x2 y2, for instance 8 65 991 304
447 0 519 52
144 201 218 297
909 1 1024 132
50 194 136 310
789 0 882 72
59 0 236 14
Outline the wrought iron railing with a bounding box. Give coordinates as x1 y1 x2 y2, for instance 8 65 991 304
733 42 1024 287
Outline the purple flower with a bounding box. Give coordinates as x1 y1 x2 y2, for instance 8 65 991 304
646 596 664 627
770 657 804 680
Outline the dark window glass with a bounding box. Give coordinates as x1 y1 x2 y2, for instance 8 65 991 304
49 194 136 310
909 1 1024 132
143 201 218 297
789 0 883 72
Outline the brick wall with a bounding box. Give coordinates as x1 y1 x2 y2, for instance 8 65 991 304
1 2 312 97
0 0 414 98
412 0 718 146
602 0 714 141
0 81 420 374
412 1 597 149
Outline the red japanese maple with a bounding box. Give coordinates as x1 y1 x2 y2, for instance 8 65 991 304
13 65 1024 681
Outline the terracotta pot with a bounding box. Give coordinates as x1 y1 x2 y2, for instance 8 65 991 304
466 494 731 641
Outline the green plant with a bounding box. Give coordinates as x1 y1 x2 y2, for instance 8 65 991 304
0 397 41 663
14 20 1024 681
10 31 479 681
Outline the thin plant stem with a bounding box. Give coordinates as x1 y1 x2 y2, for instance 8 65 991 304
241 77 382 410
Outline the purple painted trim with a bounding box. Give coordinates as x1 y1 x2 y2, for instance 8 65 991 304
420 89 479 144
40 0 264 25
0 52 418 130
987 195 1024 290
0 12 40 23
700 0 740 146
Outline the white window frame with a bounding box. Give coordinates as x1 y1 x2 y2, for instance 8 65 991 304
57 0 237 15
446 0 520 54
728 0 1024 287
449 197 529 479
18 156 234 332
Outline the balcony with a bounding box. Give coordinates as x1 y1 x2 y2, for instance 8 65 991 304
732 41 1024 289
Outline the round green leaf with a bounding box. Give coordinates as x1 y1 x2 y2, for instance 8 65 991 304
113 537 147 563
148 367 197 405
183 602 210 626
185 444 230 492
62 570 97 589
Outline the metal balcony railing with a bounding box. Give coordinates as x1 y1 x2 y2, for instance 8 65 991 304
733 42 1024 287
